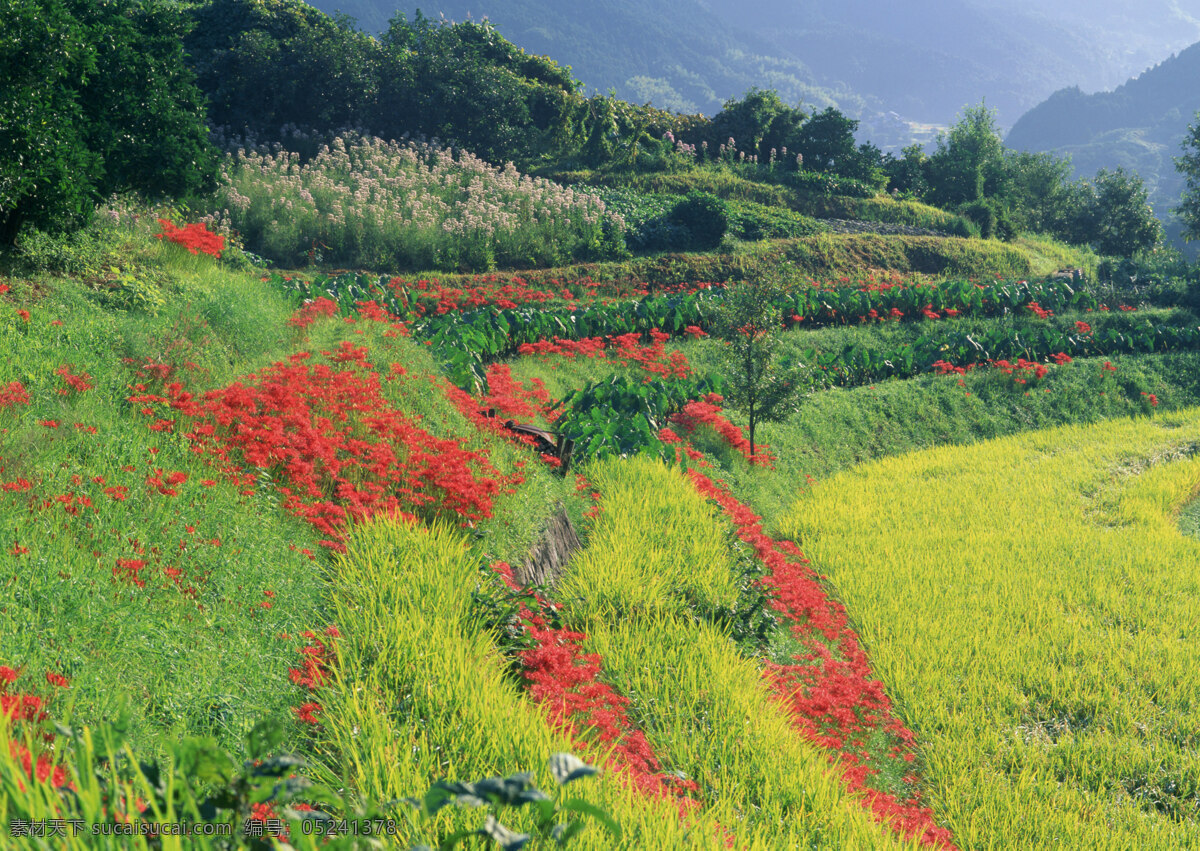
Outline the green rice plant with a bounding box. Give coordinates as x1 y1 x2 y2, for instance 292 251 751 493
318 516 731 849
781 411 1200 848
553 456 916 848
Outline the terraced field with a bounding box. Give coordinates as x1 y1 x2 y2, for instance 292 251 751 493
784 416 1200 848
2 217 1199 848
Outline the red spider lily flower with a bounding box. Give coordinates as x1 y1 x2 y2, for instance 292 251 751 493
0 381 30 409
45 672 69 688
38 420 59 428
156 219 225 258
16 310 30 322
55 364 94 393
294 702 323 724
1075 320 1092 334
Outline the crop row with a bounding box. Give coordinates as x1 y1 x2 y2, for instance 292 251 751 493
552 457 914 847
271 272 1102 387
792 317 1200 387
781 412 1200 849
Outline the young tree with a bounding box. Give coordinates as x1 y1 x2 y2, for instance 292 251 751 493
712 275 808 463
1061 168 1162 257
1175 113 1200 242
925 102 1008 208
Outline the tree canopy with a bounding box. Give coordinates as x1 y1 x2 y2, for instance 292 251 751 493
0 0 217 240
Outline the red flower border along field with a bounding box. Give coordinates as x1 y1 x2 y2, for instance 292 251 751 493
4 193 1200 850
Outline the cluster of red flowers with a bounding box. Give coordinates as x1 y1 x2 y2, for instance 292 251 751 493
172 344 505 548
0 381 30 410
156 220 225 258
288 297 339 329
55 364 94 394
353 300 409 334
490 563 702 815
1026 302 1053 320
2 664 71 789
515 329 693 381
287 626 340 726
388 274 564 316
670 394 774 467
932 354 1073 388
517 337 608 359
930 360 977 377
685 471 956 849
990 358 1049 385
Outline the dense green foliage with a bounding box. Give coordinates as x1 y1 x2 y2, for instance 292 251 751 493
669 192 729 249
1006 41 1200 255
1175 114 1200 244
886 104 1163 257
0 0 217 240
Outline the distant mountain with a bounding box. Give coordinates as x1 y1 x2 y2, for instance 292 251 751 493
1007 42 1200 254
306 0 866 118
309 0 1200 151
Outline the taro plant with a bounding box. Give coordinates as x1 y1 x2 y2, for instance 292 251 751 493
549 372 720 464
404 753 620 850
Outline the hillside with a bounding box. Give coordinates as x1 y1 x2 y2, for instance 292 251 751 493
1006 42 1200 255
310 0 1200 146
303 0 862 117
7 1 1200 845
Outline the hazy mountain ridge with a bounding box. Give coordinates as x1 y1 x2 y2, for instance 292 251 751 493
310 0 1200 150
307 0 866 118
1007 41 1200 254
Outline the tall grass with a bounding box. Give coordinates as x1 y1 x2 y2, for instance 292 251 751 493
214 134 625 272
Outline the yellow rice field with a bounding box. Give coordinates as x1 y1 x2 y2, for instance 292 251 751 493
782 410 1200 849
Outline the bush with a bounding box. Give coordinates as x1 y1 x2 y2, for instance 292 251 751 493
726 200 824 241
959 199 1015 241
595 189 691 252
670 191 729 249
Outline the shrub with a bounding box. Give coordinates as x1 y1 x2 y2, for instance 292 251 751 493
594 189 691 252
959 199 1015 241
726 200 824 241
670 191 728 249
